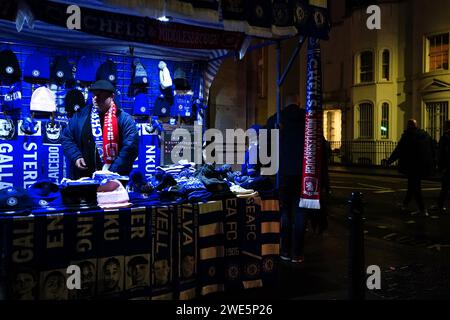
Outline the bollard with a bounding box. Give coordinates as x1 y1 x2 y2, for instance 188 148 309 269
348 192 365 300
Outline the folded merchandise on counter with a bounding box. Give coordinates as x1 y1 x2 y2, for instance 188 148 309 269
97 179 132 209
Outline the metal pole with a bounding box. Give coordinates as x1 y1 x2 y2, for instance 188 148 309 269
348 191 366 300
278 36 305 87
276 41 281 189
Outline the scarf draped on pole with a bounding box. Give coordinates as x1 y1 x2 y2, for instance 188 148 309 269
299 37 323 210
91 102 119 171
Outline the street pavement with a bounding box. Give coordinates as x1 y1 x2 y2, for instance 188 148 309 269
202 166 450 300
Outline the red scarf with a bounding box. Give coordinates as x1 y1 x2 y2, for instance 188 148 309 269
102 102 119 166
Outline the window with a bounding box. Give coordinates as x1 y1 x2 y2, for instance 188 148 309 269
428 33 449 71
425 101 448 141
359 51 374 83
382 50 390 80
358 103 373 139
381 103 389 139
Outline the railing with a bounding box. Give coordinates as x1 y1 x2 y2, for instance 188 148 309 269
328 140 398 166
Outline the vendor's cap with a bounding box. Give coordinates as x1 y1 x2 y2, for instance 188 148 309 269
89 80 115 93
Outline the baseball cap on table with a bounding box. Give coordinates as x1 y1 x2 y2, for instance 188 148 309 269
23 52 50 84
96 59 117 85
132 58 148 86
28 180 63 209
51 56 74 85
64 89 86 116
0 186 33 216
132 93 149 116
0 49 21 84
76 56 98 83
30 86 56 112
89 80 115 93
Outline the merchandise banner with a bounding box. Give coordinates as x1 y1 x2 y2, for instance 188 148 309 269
68 210 102 300
25 0 245 50
137 124 161 180
124 206 152 300
42 143 65 185
260 198 280 287
299 37 323 210
20 123 43 189
151 205 174 300
176 203 198 300
223 197 243 291
238 195 262 290
97 208 128 299
197 201 225 296
0 122 20 189
1 215 39 300
38 213 71 300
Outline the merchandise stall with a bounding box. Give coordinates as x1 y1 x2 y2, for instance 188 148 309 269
0 0 330 300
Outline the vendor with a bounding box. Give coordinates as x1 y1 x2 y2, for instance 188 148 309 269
61 80 139 179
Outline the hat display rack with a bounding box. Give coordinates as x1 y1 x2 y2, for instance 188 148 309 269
0 39 205 188
1 40 202 125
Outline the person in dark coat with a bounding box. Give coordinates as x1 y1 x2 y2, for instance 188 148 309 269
430 120 450 213
61 80 139 179
266 95 329 263
387 119 435 216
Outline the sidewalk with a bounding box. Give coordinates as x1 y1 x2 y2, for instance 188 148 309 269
329 165 441 182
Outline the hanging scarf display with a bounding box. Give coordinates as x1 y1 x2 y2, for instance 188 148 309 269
299 37 323 210
91 103 119 171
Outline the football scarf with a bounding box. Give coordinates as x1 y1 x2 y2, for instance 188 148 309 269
91 103 119 170
299 38 323 210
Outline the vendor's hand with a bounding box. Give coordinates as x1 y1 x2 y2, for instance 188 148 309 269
75 158 88 170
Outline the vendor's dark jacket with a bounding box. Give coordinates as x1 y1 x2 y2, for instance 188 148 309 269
266 104 305 176
388 127 435 178
61 104 139 179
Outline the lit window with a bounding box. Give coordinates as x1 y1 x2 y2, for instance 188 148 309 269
381 103 389 139
358 102 373 139
428 33 449 71
382 50 390 81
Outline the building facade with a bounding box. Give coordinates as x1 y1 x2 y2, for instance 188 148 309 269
209 0 449 165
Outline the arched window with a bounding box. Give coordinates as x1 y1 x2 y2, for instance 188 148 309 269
381 103 389 139
358 102 374 139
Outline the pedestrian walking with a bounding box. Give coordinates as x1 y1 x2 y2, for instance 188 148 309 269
430 120 450 214
386 119 435 216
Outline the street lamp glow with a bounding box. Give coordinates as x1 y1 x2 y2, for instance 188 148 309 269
157 16 171 22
